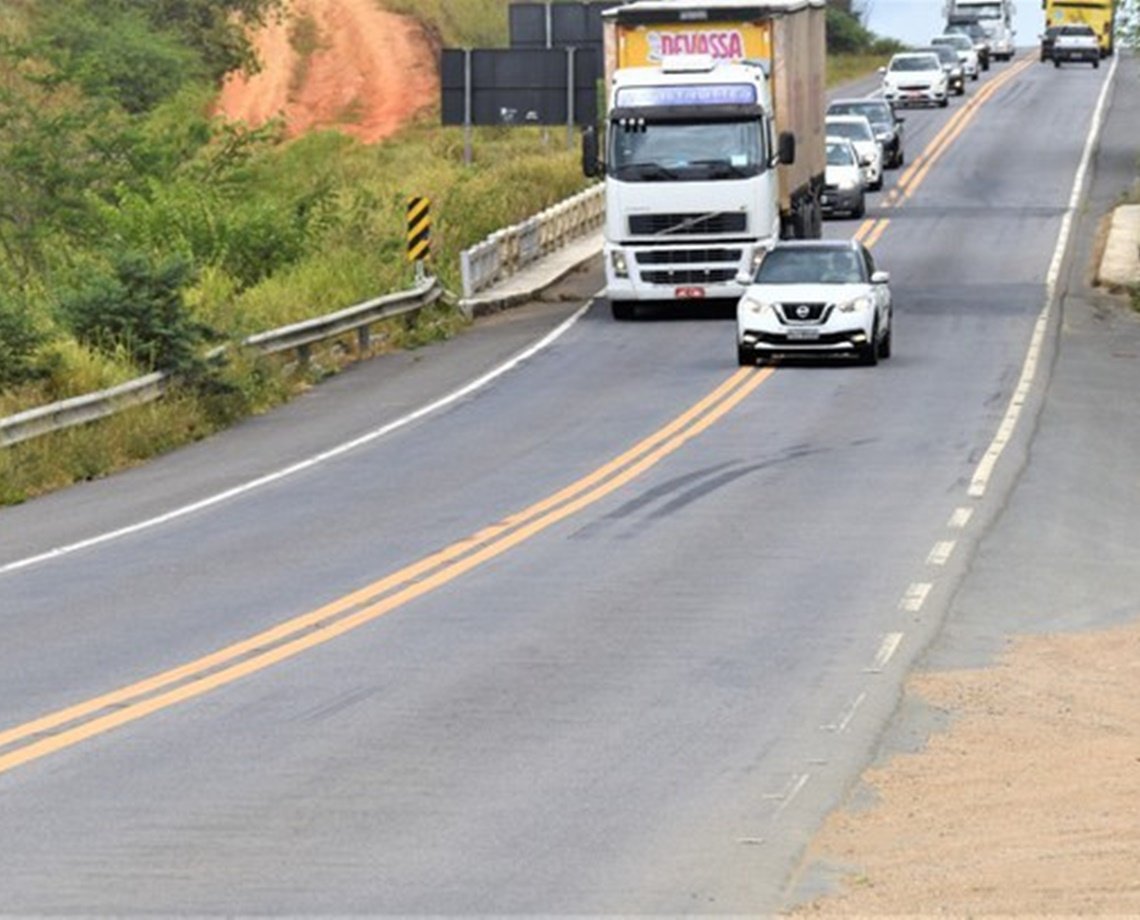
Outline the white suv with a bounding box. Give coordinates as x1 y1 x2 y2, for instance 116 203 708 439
880 52 949 108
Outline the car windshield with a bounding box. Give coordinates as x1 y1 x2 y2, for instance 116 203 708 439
890 55 939 72
826 119 872 142
826 142 856 166
922 47 958 65
934 36 971 50
828 101 892 129
754 248 866 285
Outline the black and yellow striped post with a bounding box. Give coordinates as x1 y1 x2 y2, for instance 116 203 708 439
407 196 431 281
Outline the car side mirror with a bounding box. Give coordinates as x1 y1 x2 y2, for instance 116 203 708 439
582 125 601 179
860 155 873 166
871 270 890 285
735 270 754 287
777 131 796 166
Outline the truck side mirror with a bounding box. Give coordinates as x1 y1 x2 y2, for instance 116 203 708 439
777 131 796 166
582 125 601 179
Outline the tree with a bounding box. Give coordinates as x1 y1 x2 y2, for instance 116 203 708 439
58 252 207 374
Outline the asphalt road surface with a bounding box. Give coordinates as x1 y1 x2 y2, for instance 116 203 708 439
1 52 1136 914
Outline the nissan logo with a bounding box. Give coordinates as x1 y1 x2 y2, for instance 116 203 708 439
796 305 811 319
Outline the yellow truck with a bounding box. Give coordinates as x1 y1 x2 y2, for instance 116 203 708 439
583 0 827 314
1042 0 1117 56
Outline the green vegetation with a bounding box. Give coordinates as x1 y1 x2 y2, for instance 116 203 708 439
0 0 893 503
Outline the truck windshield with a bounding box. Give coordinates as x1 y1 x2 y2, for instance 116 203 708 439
609 120 765 182
955 2 1003 17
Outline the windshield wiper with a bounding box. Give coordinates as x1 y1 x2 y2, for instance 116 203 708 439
688 158 752 178
617 162 680 181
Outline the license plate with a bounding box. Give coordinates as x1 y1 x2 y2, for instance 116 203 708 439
675 286 706 299
787 328 821 341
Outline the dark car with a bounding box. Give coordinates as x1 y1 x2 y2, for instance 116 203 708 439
946 22 991 70
1040 25 1063 62
826 97 906 169
918 45 966 95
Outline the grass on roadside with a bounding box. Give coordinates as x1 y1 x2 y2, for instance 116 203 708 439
0 52 888 505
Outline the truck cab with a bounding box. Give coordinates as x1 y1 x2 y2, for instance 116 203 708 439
585 57 791 315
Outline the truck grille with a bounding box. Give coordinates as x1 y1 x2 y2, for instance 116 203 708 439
629 212 748 236
636 248 742 265
641 268 738 285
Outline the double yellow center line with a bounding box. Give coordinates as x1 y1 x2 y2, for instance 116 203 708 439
1 57 1037 778
0 366 774 776
855 54 1036 248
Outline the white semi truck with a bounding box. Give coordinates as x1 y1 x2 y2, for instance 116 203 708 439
945 0 1017 61
582 0 827 318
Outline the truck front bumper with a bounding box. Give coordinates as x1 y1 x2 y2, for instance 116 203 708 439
605 241 768 303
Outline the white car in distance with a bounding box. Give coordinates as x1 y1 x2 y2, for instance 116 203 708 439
824 114 883 191
881 52 949 108
821 136 865 220
735 240 893 366
931 33 980 80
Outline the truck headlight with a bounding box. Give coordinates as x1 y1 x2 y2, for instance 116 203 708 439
610 250 629 279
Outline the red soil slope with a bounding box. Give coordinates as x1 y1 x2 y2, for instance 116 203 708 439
215 0 439 142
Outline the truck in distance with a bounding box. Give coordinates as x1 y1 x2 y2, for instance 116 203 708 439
1042 0 1117 57
944 0 1017 61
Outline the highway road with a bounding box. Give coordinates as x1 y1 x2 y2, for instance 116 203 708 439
0 52 1136 914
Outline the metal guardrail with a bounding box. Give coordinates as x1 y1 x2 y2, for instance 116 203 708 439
459 183 604 300
1 277 443 449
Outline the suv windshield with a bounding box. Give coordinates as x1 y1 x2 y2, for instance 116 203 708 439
755 248 866 285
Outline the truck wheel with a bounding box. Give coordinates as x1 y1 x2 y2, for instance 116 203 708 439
611 301 634 321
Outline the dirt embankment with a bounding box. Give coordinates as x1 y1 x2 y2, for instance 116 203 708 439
214 0 439 143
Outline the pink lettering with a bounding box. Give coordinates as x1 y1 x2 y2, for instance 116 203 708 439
648 29 747 62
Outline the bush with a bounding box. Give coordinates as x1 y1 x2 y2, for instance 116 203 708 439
0 293 46 387
57 251 208 374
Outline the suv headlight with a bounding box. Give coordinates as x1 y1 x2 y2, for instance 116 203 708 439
740 296 775 317
837 294 873 314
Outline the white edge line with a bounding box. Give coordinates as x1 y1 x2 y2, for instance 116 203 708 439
0 301 596 577
865 632 904 674
968 55 1118 499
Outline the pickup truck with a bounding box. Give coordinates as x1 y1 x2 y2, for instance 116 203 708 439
1050 24 1100 68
